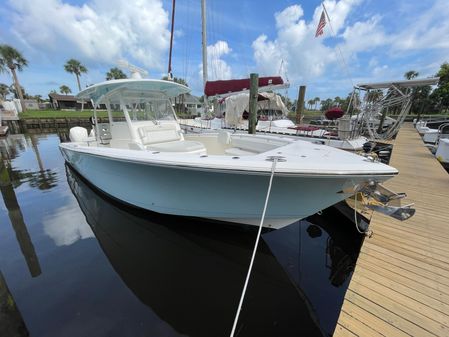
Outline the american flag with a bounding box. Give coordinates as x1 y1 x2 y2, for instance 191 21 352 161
315 11 326 37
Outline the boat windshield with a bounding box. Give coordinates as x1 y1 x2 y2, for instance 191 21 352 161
128 98 176 122
107 97 176 123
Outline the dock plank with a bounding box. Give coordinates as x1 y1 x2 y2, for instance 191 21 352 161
334 124 449 337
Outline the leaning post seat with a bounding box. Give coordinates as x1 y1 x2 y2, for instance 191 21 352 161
137 124 206 154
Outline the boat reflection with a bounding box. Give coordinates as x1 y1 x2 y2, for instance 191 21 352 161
66 164 326 337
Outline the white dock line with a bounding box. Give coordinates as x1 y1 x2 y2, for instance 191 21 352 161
229 156 280 337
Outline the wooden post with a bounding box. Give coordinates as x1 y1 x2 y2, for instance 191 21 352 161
248 73 259 134
295 85 306 125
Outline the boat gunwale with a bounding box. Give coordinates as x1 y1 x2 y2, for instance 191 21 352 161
59 143 398 178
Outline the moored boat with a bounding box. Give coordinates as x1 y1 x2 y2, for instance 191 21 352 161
60 79 398 229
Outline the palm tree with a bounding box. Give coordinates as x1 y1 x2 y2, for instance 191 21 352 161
0 44 28 112
320 98 333 111
404 70 419 80
0 83 9 100
64 59 87 91
314 97 320 110
307 99 315 110
106 67 127 80
59 85 71 95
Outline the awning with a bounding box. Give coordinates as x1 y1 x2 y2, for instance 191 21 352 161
205 76 286 97
357 77 439 90
76 79 191 105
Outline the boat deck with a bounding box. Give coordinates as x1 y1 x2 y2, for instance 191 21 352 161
333 123 449 337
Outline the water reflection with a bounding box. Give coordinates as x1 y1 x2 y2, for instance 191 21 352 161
43 202 94 246
67 165 326 337
0 134 58 191
0 161 41 277
0 270 29 337
0 132 363 337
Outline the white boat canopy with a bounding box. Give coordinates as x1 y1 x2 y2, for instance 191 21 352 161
225 92 289 126
76 79 191 105
357 77 439 90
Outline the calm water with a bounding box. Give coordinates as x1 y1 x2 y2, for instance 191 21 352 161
0 133 363 337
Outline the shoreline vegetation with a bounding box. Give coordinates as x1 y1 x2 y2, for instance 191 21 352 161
17 109 449 121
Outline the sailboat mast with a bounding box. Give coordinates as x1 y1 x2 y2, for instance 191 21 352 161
201 0 208 112
167 0 176 79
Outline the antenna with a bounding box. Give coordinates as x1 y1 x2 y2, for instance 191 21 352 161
117 59 149 79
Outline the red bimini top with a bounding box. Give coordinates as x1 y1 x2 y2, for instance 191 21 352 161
204 76 285 97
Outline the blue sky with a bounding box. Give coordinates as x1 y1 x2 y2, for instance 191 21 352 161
0 0 448 102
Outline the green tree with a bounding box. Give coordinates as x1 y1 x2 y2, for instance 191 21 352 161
404 70 419 80
64 59 87 91
106 67 127 80
431 62 449 113
320 98 333 111
0 44 28 111
59 85 72 95
161 76 189 87
307 99 315 110
0 83 9 100
333 96 342 107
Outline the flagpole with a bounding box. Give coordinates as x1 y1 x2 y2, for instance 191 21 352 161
320 3 354 88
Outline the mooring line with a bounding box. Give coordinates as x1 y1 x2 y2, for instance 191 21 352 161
229 157 279 337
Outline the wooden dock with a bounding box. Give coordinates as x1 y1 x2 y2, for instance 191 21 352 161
334 123 449 337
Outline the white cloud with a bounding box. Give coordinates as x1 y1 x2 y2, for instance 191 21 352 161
250 0 393 89
392 0 449 52
8 0 170 70
43 202 94 246
341 16 388 53
252 2 356 81
318 0 362 34
199 40 232 81
372 64 389 77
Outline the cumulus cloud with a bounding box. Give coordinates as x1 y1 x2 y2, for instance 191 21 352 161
43 202 94 246
250 0 394 85
252 2 357 81
341 16 388 53
200 40 232 81
8 0 170 70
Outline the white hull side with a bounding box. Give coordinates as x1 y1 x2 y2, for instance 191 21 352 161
60 146 385 229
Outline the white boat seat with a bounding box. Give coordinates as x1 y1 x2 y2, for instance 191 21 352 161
138 124 182 145
225 147 256 156
146 140 206 154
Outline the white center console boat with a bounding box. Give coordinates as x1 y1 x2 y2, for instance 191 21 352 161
60 79 399 229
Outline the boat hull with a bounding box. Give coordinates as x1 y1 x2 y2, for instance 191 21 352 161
60 146 388 229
